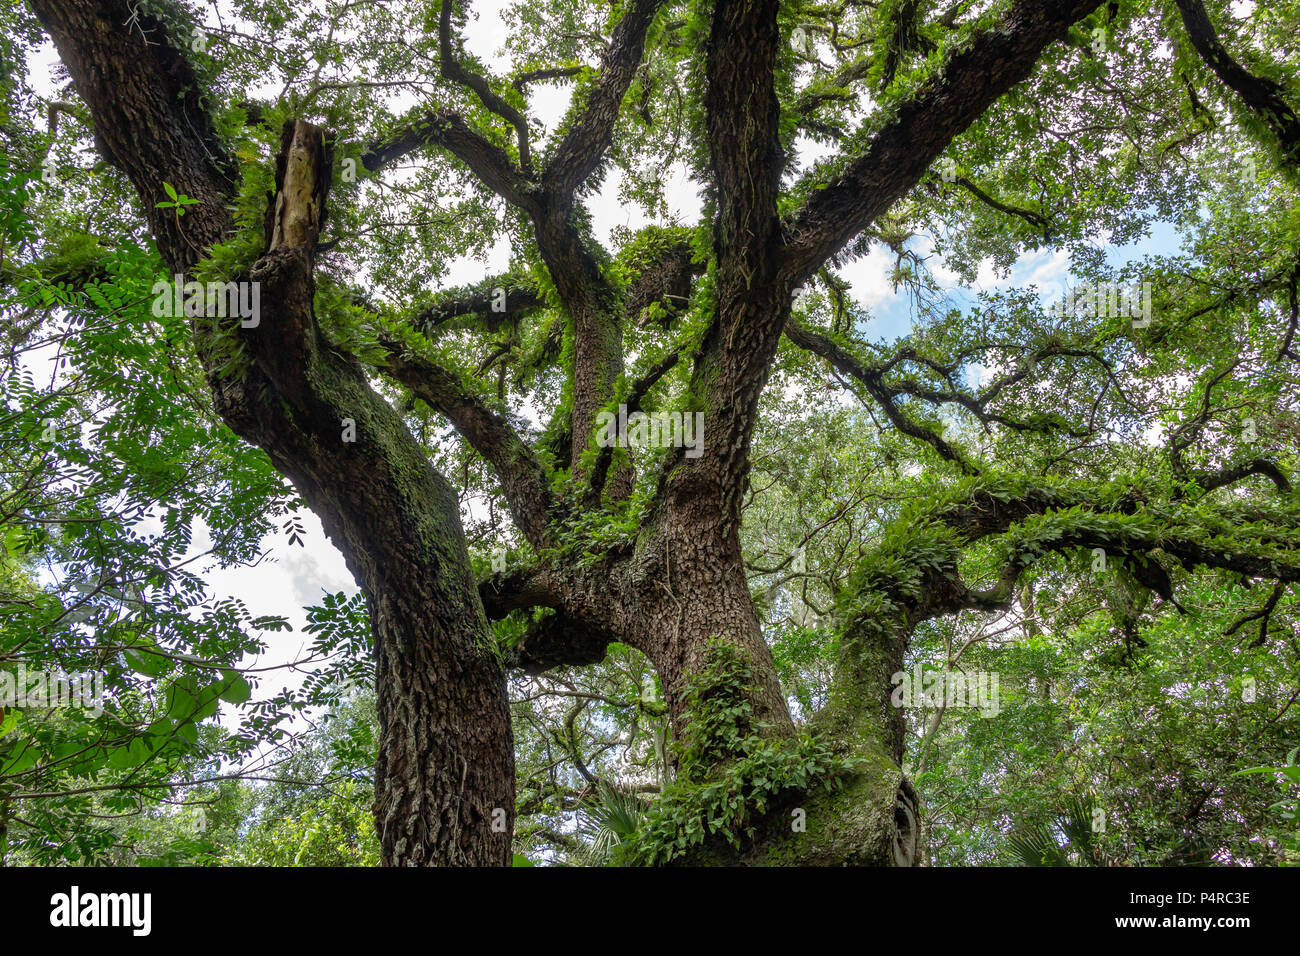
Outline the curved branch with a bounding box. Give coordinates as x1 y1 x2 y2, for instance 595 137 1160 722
1173 0 1300 168
377 336 553 546
480 566 556 620
362 110 539 211
779 0 1104 286
1223 581 1285 647
784 321 979 473
949 175 1054 240
1194 459 1292 497
439 0 533 169
541 0 667 203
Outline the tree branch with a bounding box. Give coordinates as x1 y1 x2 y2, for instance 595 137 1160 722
377 336 553 546
361 110 539 212
1193 459 1293 497
623 237 703 327
541 0 667 203
948 175 1054 240
1223 581 1285 647
779 0 1104 285
1173 0 1300 169
439 0 533 169
411 283 543 337
784 321 979 473
512 65 586 92
584 348 682 506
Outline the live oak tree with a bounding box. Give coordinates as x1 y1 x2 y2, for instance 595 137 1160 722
14 0 1300 865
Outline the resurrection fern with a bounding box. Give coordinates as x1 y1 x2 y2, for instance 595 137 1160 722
624 641 859 866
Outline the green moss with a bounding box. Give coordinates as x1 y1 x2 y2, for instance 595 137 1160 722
622 640 861 866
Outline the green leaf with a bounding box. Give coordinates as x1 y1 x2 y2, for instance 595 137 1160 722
106 737 152 770
124 647 170 678
1 741 40 775
164 679 198 720
216 670 252 705
191 689 221 722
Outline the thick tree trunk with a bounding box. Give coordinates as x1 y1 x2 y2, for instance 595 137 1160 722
265 380 515 866
367 493 515 866
689 761 920 866
611 508 919 865
624 516 793 743
253 125 516 865
30 0 515 865
601 484 922 865
674 604 919 866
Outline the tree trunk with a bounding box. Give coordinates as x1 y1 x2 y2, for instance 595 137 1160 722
674 604 920 866
366 486 515 866
29 0 515 865
627 520 794 743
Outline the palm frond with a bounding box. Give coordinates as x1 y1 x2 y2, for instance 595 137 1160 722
1008 825 1072 866
577 781 646 865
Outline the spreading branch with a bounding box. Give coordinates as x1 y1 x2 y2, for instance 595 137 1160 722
439 0 533 169
377 336 553 545
779 0 1104 286
946 175 1054 241
362 110 539 211
541 0 667 204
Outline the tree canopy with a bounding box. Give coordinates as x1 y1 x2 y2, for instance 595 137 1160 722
1 0 1298 867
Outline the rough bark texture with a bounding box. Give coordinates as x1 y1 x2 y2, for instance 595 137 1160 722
31 0 514 865
630 525 796 740
472 0 1114 867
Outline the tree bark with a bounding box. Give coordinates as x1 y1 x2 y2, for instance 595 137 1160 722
629 521 795 743
29 0 1134 869
29 0 515 865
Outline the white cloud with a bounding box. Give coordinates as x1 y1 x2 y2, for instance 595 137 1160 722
836 243 897 307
